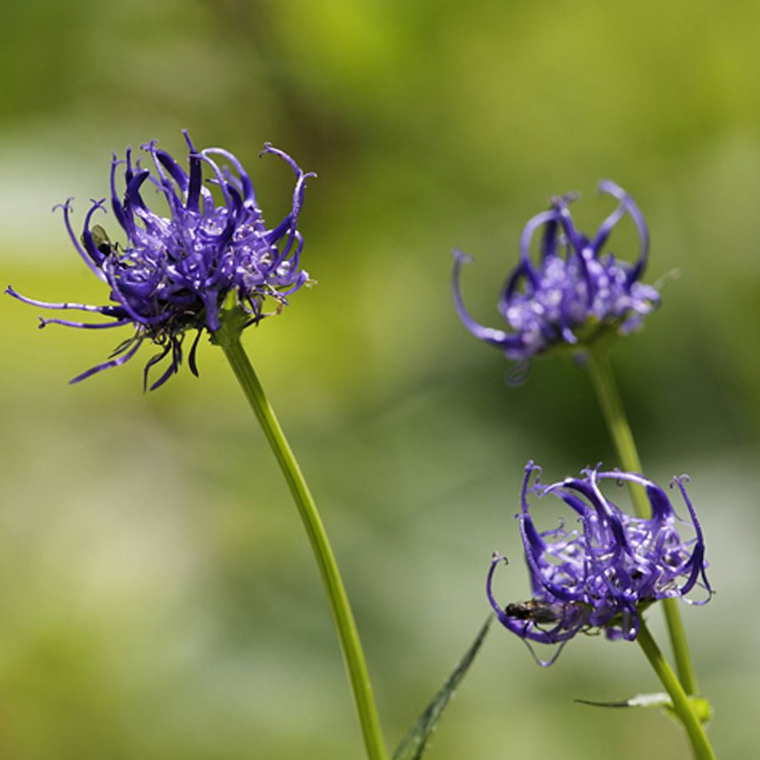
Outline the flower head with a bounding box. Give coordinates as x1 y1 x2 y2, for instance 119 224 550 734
487 463 711 665
7 132 315 390
452 182 659 374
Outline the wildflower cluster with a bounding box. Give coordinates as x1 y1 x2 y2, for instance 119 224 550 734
6 130 717 757
452 182 659 371
7 132 314 389
487 463 711 662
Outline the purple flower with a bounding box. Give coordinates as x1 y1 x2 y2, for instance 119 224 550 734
452 182 659 373
7 132 315 390
487 463 711 665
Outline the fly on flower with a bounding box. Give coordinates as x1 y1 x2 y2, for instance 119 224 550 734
452 183 660 378
487 462 712 666
504 599 567 625
6 132 315 390
88 225 115 256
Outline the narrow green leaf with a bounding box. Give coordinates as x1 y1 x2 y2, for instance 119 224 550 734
575 692 673 709
392 615 493 760
575 692 713 723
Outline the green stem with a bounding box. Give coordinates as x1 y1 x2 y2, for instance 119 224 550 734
584 346 648 517
585 345 699 696
637 622 717 760
216 326 388 760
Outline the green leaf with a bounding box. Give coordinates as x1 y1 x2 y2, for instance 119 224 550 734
575 692 713 724
392 615 493 760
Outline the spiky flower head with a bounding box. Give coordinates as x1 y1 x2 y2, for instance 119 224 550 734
452 182 659 376
7 132 314 390
487 463 711 665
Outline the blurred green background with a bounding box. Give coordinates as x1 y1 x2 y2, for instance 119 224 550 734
1 1 759 758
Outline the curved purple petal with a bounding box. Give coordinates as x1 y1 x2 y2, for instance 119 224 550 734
598 180 650 283
69 333 144 384
451 250 524 349
55 199 107 282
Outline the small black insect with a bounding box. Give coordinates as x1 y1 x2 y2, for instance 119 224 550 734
81 225 116 256
505 599 566 625
90 225 115 255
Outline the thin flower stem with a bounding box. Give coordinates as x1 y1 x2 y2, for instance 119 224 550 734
585 344 699 697
216 328 388 760
637 621 717 760
584 346 648 516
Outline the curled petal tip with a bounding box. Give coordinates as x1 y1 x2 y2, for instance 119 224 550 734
551 191 580 208
52 197 74 214
452 247 473 264
597 179 626 197
504 359 531 386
